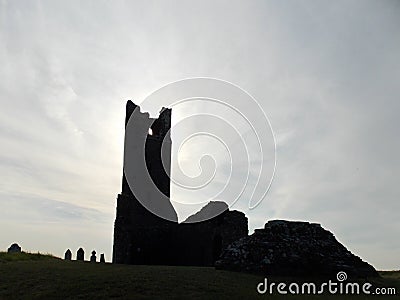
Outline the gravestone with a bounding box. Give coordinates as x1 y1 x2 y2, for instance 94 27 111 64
7 243 21 253
77 248 85 261
64 249 72 260
100 253 105 263
90 250 96 262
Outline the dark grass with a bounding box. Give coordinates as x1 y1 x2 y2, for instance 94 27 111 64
0 252 398 299
0 251 57 262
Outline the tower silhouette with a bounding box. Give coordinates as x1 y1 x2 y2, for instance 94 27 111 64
112 100 248 266
113 100 177 264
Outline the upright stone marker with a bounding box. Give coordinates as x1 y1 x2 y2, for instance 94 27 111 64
90 250 97 262
64 249 72 260
77 248 85 261
7 243 21 253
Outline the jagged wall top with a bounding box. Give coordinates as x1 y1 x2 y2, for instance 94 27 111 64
125 100 171 139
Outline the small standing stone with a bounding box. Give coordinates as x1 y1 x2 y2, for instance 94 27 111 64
77 248 85 261
90 250 97 262
100 253 105 263
64 249 72 260
7 243 21 253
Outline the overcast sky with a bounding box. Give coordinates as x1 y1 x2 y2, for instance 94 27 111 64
0 0 399 269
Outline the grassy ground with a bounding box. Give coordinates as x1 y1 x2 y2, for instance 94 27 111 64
0 252 398 299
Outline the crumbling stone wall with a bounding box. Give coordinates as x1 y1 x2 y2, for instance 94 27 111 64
216 220 379 277
112 101 248 266
175 202 248 266
113 192 248 267
112 101 376 278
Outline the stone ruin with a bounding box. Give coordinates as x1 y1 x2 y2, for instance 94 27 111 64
216 220 378 278
112 100 378 277
112 101 248 266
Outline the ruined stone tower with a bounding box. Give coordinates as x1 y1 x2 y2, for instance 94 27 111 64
113 100 248 266
113 100 178 264
121 100 172 200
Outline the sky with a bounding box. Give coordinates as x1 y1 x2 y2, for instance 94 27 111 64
0 0 399 269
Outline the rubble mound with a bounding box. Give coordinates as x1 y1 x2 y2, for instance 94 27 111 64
216 220 378 278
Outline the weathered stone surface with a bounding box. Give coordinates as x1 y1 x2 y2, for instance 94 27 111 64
216 220 379 278
7 243 21 253
64 249 72 260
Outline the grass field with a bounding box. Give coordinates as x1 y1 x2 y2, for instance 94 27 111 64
0 252 398 299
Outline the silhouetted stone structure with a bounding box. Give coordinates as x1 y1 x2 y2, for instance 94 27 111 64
112 101 248 266
90 250 96 262
100 253 105 263
176 202 248 266
216 220 379 278
64 249 72 260
7 243 21 253
77 248 84 261
112 101 378 276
